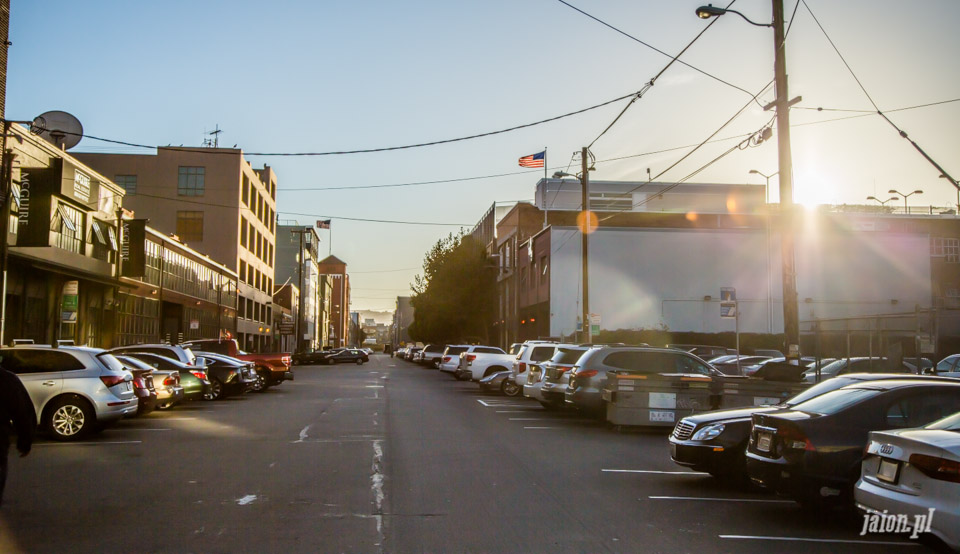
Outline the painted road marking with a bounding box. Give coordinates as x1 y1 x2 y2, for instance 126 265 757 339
649 496 793 503
603 469 708 475
719 535 919 546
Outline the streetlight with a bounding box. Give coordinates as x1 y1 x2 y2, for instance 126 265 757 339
553 147 595 342
697 1 802 361
749 169 778 204
866 195 898 207
888 189 923 214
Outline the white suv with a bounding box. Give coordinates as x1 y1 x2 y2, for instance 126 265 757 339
2 345 137 441
512 341 559 386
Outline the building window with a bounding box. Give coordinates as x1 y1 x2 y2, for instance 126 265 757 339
177 167 205 196
242 175 250 206
90 220 117 262
239 260 247 284
115 175 137 195
53 202 83 254
946 238 960 263
176 211 204 242
240 218 247 246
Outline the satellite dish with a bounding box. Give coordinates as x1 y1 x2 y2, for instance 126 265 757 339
30 110 83 150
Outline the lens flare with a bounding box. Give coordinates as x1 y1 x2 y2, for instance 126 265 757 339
577 210 599 234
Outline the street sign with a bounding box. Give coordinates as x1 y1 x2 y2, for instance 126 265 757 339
720 287 736 302
720 303 737 319
590 313 601 335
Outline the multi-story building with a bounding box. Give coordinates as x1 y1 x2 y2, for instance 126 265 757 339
317 255 350 347
75 147 277 351
392 296 414 345
275 224 323 351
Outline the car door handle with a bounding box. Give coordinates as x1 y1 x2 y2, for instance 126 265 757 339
42 381 56 386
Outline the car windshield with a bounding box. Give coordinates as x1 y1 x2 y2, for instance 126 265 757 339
550 348 588 365
790 387 882 415
445 347 468 356
925 411 960 431
806 358 846 377
97 352 127 372
786 377 863 406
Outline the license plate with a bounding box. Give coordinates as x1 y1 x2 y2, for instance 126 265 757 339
650 410 675 423
877 458 900 484
120 381 132 393
757 432 772 452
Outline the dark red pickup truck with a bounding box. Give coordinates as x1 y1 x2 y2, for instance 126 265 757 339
182 339 292 391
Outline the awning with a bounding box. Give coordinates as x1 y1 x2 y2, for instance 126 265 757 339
55 203 77 233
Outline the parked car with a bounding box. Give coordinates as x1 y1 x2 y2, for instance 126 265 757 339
393 346 408 359
478 369 520 397
510 341 559 386
800 357 915 383
438 345 471 374
540 345 591 409
116 354 182 411
931 354 960 378
710 355 772 376
322 348 369 365
127 361 157 417
524 343 580 403
455 346 512 381
745 379 960 506
566 346 721 415
670 373 960 480
2 345 137 441
419 344 446 368
292 348 341 366
119 352 211 402
754 349 784 357
855 410 960 551
667 344 735 360
194 352 259 399
409 348 424 362
181 339 292 391
404 347 423 362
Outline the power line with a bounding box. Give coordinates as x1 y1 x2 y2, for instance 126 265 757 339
800 0 958 186
554 0 756 99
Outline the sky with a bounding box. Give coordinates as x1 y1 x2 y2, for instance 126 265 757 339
8 0 959 311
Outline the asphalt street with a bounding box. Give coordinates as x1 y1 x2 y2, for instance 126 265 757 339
0 354 938 553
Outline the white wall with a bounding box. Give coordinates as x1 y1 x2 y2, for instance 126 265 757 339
549 226 931 337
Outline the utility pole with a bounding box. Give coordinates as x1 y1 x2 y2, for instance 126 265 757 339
581 146 591 344
772 0 800 361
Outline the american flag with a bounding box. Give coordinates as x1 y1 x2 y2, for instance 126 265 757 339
518 151 545 168
316 219 331 229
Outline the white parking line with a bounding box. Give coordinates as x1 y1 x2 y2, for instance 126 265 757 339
496 410 540 413
35 441 142 446
365 385 384 388
603 469 708 475
524 426 557 429
158 417 196 420
719 535 920 546
509 418 545 421
649 496 793 503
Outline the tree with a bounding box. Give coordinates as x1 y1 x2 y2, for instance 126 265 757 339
409 233 496 344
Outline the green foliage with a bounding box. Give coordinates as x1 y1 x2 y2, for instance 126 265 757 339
409 234 496 344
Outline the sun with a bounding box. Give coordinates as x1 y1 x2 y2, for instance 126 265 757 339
792 170 839 209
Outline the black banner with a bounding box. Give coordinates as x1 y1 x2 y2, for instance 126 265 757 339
122 219 147 277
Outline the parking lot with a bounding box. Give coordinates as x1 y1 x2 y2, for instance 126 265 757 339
0 354 940 553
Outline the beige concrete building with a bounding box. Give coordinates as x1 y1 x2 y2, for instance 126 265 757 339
75 147 277 351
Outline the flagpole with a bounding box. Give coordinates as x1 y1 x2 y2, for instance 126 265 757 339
543 146 548 227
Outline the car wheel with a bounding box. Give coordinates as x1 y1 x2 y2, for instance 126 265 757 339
356 359 363 365
501 380 521 397
45 395 94 441
456 371 471 381
204 378 223 400
251 370 267 392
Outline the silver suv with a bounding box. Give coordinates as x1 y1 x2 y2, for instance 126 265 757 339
111 343 198 366
2 345 137 441
565 346 720 414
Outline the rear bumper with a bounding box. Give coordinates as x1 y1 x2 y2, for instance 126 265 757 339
855 478 960 549
565 387 602 412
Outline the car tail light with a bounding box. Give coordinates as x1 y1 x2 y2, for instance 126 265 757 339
443 356 451 363
164 375 178 386
100 375 127 388
909 453 960 483
466 354 477 365
190 370 208 380
132 377 146 390
575 369 598 378
518 362 527 373
778 425 815 451
558 365 572 373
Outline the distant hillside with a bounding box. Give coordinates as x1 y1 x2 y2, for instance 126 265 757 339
356 309 393 325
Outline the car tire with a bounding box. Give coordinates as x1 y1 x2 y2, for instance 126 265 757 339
204 378 223 401
356 359 363 365
45 395 95 441
501 380 521 397
250 369 268 393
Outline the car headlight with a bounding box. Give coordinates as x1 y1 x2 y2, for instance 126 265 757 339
691 423 725 441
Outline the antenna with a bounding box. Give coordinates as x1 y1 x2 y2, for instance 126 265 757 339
30 111 83 150
202 124 222 148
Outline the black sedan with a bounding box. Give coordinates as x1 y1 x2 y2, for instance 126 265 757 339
745 379 960 506
322 348 369 365
669 373 959 480
292 348 344 365
195 352 259 399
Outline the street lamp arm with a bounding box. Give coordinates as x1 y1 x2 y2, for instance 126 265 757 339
695 5 773 27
